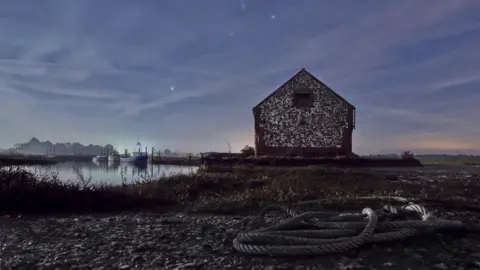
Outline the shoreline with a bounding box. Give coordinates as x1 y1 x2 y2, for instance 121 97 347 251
2 153 480 168
0 154 96 166
1 164 479 215
150 156 202 166
0 154 424 168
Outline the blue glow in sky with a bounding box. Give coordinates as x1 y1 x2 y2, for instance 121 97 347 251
0 0 479 154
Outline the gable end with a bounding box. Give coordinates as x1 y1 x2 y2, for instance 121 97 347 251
252 68 355 112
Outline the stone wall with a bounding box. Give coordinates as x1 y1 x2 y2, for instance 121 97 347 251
257 70 350 148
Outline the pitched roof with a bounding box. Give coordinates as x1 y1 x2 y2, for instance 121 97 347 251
252 68 355 111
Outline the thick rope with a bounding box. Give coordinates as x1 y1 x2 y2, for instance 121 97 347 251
233 195 465 256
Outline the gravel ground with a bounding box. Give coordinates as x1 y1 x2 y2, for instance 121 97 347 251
1 209 480 270
2 166 480 269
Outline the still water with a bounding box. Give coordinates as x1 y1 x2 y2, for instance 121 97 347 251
21 161 198 185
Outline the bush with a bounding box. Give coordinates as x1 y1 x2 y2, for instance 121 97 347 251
241 145 255 157
401 151 415 160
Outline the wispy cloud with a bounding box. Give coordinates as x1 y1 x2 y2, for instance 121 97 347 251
0 0 479 153
429 72 480 90
6 79 128 100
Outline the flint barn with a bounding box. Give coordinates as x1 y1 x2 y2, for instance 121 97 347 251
252 68 356 157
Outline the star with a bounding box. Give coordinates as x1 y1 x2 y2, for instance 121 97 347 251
170 86 175 91
240 0 246 11
229 32 234 36
271 15 276 19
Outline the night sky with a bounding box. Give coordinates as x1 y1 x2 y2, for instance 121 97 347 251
0 0 479 154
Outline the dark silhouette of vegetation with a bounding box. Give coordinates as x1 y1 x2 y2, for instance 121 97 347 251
2 162 478 215
401 151 415 160
13 137 114 156
241 145 255 157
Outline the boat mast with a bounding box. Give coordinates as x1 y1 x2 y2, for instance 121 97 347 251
136 136 141 154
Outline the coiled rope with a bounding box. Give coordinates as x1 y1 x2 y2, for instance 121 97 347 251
233 195 466 256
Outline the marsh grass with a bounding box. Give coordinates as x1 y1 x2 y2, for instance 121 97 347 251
1 164 478 215
417 156 480 165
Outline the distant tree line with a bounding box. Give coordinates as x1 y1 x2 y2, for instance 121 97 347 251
14 137 115 156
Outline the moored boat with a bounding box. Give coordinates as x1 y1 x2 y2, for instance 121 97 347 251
108 152 121 162
92 154 107 162
120 140 148 164
120 156 134 162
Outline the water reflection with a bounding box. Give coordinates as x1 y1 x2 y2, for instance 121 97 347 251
22 161 198 185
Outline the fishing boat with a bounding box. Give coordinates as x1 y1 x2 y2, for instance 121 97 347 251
120 152 148 163
120 141 148 164
108 152 121 163
92 154 107 162
120 153 148 163
120 155 134 162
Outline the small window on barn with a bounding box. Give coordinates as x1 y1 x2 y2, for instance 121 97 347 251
293 91 313 108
